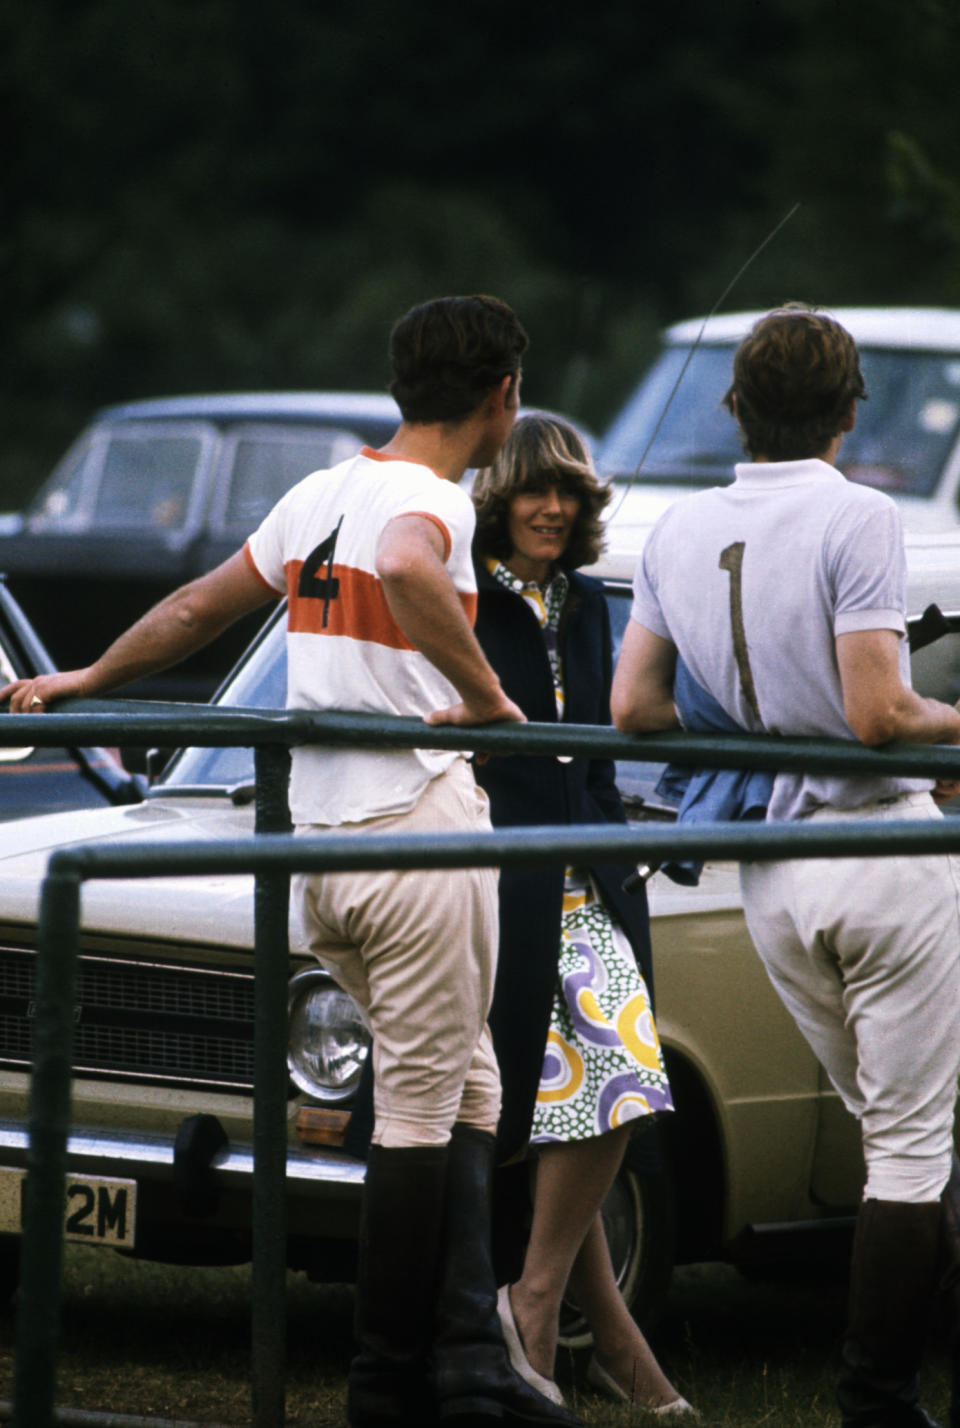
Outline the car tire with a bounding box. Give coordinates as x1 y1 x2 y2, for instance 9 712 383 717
557 1155 676 1349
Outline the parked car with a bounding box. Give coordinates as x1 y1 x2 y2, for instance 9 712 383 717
0 578 143 821
599 307 960 536
0 392 402 699
0 395 591 702
3 522 960 1333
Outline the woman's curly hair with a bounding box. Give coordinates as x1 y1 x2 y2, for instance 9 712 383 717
472 413 610 572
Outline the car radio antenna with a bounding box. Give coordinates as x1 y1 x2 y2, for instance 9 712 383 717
607 201 801 521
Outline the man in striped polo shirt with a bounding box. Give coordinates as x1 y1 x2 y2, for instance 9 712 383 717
5 296 582 1428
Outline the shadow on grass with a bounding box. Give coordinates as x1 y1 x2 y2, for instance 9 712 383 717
0 1249 951 1427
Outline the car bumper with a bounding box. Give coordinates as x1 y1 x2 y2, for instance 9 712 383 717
0 1117 367 1196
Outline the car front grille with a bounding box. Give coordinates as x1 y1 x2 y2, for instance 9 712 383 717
0 946 261 1092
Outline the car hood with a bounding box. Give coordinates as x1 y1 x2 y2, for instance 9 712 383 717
0 797 302 949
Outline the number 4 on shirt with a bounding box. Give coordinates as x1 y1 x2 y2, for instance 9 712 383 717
298 516 344 628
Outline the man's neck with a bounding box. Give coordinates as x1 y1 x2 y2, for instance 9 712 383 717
377 422 474 483
751 432 845 467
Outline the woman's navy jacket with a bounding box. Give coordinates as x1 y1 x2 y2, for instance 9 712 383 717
473 561 654 1161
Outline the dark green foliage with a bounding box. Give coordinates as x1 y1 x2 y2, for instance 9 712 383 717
3 0 959 507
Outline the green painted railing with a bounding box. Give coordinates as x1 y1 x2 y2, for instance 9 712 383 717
5 700 960 1428
7 697 960 776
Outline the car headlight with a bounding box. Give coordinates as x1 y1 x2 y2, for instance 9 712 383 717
287 969 370 1103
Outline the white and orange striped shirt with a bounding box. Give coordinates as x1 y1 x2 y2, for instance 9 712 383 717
244 447 477 824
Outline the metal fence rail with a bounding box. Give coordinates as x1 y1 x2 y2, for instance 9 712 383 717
6 700 960 1428
7 697 960 776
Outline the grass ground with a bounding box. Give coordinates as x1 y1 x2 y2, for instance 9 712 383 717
0 1247 952 1426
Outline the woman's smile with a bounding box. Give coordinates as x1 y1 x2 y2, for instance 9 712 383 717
505 486 580 584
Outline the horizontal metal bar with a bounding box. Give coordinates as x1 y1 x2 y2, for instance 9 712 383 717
5 699 960 777
46 817 960 882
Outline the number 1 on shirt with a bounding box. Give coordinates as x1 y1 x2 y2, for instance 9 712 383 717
719 541 762 723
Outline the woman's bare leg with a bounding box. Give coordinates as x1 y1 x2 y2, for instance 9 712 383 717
507 1125 681 1406
567 1213 680 1407
508 1130 630 1378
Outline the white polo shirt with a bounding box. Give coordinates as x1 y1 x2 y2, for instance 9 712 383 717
245 447 477 825
631 458 931 820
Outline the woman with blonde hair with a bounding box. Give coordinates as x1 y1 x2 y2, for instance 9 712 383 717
472 413 693 1415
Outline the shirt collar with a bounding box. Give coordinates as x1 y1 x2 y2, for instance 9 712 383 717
732 457 844 489
360 446 441 476
486 556 568 602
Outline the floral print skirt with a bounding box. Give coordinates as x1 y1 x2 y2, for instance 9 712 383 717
528 872 674 1144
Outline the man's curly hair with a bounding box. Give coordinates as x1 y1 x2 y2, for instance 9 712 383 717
389 295 528 423
472 413 610 572
723 303 867 461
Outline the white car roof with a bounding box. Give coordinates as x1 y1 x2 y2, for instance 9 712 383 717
665 308 960 351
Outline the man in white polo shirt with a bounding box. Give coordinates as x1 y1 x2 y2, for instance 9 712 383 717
610 304 960 1428
3 295 581 1428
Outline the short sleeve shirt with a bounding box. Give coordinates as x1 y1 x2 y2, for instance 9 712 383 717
630 458 930 820
245 447 478 824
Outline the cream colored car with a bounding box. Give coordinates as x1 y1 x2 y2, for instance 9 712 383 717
0 535 959 1333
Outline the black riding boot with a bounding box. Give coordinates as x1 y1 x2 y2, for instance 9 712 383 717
348 1143 448 1428
432 1124 583 1427
837 1198 942 1428
939 1159 960 1428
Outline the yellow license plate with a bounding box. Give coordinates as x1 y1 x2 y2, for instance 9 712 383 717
0 1168 137 1248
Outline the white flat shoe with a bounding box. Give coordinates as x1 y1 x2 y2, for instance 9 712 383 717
496 1283 566 1407
587 1354 697 1416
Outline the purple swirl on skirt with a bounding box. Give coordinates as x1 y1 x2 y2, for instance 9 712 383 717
562 940 619 1046
597 1072 674 1132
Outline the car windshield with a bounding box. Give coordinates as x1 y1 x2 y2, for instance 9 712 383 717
158 590 673 810
28 429 205 531
158 614 289 794
599 344 960 498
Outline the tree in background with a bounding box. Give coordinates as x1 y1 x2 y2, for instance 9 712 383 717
2 0 958 506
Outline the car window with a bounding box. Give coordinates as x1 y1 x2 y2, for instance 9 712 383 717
220 429 363 533
28 429 206 532
158 614 288 793
599 344 960 500
95 433 202 528
842 351 960 497
599 345 737 485
27 440 90 527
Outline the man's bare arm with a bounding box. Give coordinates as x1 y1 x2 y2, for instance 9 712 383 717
610 619 681 734
375 515 524 726
2 551 275 711
836 629 960 746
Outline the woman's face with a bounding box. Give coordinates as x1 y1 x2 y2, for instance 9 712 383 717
504 483 580 584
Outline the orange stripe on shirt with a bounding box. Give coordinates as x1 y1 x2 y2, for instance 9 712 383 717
286 561 477 646
243 540 285 595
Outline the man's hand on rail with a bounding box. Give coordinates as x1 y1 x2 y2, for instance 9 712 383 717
424 688 526 729
424 688 526 764
1 670 94 712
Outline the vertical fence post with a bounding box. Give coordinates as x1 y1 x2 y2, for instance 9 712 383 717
251 743 293 1428
12 867 82 1428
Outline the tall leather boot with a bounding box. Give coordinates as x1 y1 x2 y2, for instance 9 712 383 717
939 1158 960 1428
349 1143 448 1428
432 1123 583 1427
837 1198 942 1428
